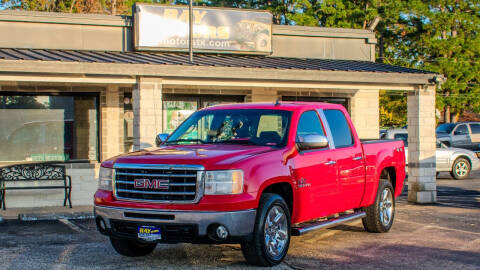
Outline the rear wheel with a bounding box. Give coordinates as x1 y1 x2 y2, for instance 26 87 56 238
362 179 395 233
450 157 471 180
241 193 291 266
110 237 157 257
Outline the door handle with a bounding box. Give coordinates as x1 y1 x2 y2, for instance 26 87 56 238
353 156 362 161
324 160 336 165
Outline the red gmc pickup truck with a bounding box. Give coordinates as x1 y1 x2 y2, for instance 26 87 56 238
94 102 406 266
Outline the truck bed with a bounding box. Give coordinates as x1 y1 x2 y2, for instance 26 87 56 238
359 138 406 207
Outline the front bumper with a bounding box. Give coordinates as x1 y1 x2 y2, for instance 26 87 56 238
94 205 256 243
471 157 480 171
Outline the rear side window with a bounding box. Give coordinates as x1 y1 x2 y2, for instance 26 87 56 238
470 124 480 134
324 109 354 148
296 110 325 140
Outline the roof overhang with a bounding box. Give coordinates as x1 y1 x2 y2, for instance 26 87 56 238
0 60 440 91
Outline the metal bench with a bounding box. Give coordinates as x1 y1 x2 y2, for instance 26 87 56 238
0 163 72 210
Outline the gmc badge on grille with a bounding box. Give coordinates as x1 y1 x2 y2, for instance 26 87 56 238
134 179 169 190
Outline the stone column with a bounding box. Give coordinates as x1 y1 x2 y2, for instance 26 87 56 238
133 77 163 150
350 89 379 139
101 85 124 160
407 85 437 203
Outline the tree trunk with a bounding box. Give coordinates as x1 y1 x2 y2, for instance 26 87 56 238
112 0 116 15
445 106 451 123
378 35 384 63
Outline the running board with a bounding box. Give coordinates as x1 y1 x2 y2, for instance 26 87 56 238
291 212 366 236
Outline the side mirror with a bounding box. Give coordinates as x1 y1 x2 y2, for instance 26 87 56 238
155 133 169 147
296 134 329 151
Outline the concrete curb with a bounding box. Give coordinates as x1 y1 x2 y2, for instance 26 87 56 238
18 212 94 222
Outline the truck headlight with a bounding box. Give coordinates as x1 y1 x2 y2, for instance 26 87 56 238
204 170 243 195
98 167 113 191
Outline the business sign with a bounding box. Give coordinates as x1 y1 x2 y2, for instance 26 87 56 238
134 4 272 54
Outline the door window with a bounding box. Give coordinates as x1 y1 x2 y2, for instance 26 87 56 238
323 109 354 148
296 110 325 141
454 124 468 135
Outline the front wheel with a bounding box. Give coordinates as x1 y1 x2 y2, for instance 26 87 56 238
362 179 395 233
450 157 471 180
241 193 291 266
110 237 157 257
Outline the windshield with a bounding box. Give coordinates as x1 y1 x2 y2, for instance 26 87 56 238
166 109 292 147
436 123 455 134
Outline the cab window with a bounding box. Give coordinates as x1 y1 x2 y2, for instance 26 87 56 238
469 124 480 134
296 110 325 142
323 109 354 148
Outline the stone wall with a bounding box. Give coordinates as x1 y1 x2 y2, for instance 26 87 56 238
350 90 380 139
133 77 163 150
407 86 437 203
101 86 124 160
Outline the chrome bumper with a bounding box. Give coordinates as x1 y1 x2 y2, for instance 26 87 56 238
94 205 256 237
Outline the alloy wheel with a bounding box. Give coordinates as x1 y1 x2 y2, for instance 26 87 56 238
264 205 288 258
455 161 469 177
379 188 393 227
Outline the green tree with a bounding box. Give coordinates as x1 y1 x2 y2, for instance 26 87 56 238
379 0 480 122
379 90 407 127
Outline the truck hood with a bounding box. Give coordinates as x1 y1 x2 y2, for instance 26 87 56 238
106 144 277 169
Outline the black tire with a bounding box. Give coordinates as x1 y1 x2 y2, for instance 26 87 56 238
110 237 157 257
450 157 471 180
241 193 291 266
362 179 395 233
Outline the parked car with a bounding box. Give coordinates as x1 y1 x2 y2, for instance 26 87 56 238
383 128 480 179
94 102 406 266
436 122 480 151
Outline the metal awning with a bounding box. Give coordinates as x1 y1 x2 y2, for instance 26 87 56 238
0 48 432 74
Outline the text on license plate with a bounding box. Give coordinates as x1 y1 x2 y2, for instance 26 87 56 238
137 225 162 241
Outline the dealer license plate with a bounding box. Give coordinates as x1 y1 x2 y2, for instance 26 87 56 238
137 225 162 241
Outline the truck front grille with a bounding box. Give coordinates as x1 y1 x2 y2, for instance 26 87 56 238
114 164 204 203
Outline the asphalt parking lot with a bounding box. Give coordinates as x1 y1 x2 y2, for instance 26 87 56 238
1 174 479 270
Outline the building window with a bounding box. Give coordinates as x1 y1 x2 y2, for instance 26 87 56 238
0 94 98 162
162 94 244 134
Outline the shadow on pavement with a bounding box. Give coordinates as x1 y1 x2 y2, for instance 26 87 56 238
400 183 480 209
285 244 480 270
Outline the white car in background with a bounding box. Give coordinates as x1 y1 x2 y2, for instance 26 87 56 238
382 128 480 179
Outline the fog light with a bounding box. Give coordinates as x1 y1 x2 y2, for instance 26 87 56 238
216 225 228 240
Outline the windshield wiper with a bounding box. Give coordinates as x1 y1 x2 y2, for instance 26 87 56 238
165 139 207 145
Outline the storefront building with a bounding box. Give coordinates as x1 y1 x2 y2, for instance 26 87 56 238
0 6 439 208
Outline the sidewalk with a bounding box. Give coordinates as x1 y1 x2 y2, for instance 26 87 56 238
0 205 93 222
